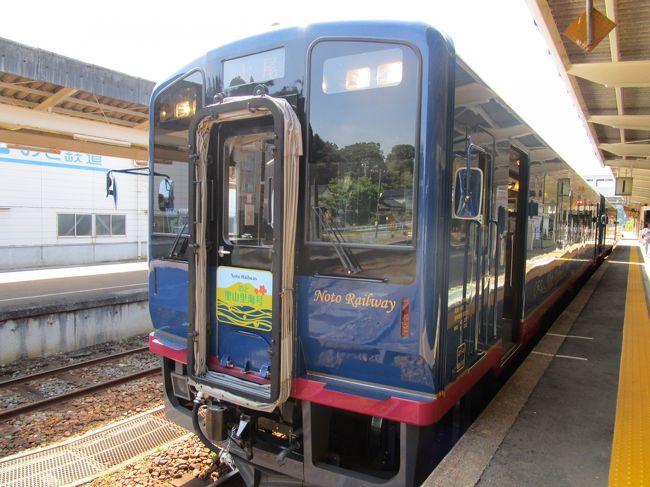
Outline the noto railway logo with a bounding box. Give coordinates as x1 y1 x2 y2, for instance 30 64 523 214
216 267 273 332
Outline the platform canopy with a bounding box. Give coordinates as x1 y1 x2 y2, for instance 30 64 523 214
0 37 154 161
528 0 650 206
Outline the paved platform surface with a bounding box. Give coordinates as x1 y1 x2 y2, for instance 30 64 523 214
425 241 650 487
0 262 148 320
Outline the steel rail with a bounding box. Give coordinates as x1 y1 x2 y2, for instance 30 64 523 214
208 469 243 486
0 346 150 388
0 366 160 421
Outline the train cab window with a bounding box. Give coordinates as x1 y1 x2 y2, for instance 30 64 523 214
151 70 204 261
307 41 419 248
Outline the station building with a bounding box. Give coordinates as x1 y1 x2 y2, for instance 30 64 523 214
0 146 148 270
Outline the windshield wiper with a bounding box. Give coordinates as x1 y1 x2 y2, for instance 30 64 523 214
312 206 361 274
169 223 189 259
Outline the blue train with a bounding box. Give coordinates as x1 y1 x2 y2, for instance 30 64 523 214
145 21 617 486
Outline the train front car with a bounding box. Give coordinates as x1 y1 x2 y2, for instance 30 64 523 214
146 20 610 487
148 22 463 486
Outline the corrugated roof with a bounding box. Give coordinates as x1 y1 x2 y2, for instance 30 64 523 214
531 0 650 205
0 37 153 160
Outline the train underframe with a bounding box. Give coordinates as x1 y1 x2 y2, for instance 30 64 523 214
162 358 456 487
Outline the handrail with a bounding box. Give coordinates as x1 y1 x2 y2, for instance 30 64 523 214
470 220 482 353
488 219 501 339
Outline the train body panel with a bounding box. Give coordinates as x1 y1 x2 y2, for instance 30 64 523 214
144 20 619 486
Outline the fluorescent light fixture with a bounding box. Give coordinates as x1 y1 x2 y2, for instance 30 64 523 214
377 61 402 86
346 67 371 91
73 134 132 147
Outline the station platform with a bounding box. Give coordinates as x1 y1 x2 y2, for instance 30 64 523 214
0 261 148 321
0 262 149 364
424 240 650 487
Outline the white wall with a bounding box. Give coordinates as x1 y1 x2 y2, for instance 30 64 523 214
0 145 148 269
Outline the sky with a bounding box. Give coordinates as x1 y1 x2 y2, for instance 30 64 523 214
1 0 610 176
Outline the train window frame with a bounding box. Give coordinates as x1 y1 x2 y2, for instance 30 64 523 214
150 68 206 262
219 123 277 249
304 37 422 251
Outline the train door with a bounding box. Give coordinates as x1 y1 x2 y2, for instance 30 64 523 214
211 118 276 390
187 96 300 406
450 142 497 374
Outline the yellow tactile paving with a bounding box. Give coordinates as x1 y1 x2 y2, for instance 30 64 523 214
609 246 650 486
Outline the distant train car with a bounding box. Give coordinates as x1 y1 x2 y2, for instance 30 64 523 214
146 21 616 486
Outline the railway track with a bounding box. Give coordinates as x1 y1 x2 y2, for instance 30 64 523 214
0 347 160 421
208 469 244 486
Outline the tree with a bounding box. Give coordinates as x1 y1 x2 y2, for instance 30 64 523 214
229 76 246 87
384 144 415 189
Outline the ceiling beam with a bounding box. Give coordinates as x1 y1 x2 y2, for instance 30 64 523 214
606 159 650 169
50 106 140 128
132 120 149 131
52 95 147 119
0 103 148 147
467 124 533 146
33 87 78 112
589 115 650 131
604 0 626 146
0 82 148 119
0 129 147 160
527 148 558 162
0 95 37 109
455 83 494 107
600 143 650 158
567 61 650 88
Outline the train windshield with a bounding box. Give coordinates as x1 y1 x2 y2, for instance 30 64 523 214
151 71 203 261
308 41 419 248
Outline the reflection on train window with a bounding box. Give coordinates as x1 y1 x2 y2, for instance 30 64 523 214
524 170 599 256
308 40 418 247
224 131 275 247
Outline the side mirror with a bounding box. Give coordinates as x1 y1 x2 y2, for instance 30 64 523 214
158 179 174 211
106 171 118 208
453 167 483 220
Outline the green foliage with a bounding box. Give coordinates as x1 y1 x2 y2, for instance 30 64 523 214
321 175 379 225
311 138 414 228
